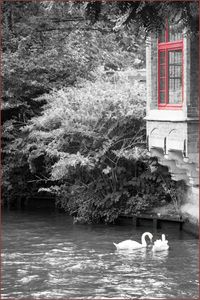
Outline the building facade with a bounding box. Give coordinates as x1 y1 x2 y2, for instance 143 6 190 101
146 19 199 224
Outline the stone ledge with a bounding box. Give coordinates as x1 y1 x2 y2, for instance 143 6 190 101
145 110 199 122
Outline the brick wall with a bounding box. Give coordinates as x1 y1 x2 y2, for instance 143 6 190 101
188 34 199 118
145 29 199 224
146 35 158 112
187 121 199 163
146 32 199 119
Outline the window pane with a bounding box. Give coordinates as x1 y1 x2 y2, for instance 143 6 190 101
168 50 182 104
169 18 183 42
160 65 165 77
159 92 165 104
159 29 165 43
160 78 165 90
159 52 165 64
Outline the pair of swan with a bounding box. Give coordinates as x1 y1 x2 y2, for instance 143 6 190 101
113 232 153 250
152 234 169 252
113 232 169 252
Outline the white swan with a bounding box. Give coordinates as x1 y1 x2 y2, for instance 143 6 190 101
113 232 153 250
152 234 169 252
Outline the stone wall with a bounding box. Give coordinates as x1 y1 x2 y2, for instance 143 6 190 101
146 35 158 111
145 31 199 225
146 33 199 119
188 34 199 118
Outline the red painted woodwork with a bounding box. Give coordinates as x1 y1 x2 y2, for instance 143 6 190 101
158 20 183 109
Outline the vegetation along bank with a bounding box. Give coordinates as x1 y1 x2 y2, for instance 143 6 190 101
3 2 194 225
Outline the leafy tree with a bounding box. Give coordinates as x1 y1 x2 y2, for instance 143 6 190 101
2 1 146 209
21 71 185 223
2 1 189 220
85 1 199 34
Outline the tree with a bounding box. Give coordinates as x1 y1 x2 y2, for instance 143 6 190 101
2 1 189 220
2 1 146 209
85 1 199 34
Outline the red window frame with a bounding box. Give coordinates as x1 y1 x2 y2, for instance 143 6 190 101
158 21 184 109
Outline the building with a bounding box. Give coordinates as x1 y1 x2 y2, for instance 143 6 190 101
145 18 199 226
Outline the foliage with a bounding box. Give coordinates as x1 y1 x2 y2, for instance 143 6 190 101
23 70 146 178
2 1 189 221
85 1 199 34
22 72 184 223
20 70 146 222
159 176 187 215
2 2 145 208
40 158 184 224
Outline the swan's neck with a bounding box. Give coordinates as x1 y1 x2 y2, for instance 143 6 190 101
162 234 166 241
141 233 148 245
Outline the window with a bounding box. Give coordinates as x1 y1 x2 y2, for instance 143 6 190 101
158 19 183 109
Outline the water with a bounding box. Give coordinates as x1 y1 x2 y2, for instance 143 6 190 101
2 210 199 299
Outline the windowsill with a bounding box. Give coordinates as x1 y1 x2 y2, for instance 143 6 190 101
144 110 199 122
158 105 183 110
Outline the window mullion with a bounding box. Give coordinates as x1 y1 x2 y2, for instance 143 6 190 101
166 19 169 42
165 49 168 105
158 51 160 105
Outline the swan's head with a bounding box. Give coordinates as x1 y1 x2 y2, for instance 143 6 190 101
142 232 153 242
148 232 153 241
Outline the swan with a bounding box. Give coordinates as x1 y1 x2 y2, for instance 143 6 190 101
152 234 169 252
113 232 153 250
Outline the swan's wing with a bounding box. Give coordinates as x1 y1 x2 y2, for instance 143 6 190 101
115 240 141 249
154 239 162 245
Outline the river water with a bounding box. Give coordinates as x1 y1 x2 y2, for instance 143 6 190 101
2 210 199 299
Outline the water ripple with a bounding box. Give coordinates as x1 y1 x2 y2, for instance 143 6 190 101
2 211 198 299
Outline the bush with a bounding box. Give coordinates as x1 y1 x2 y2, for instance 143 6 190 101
22 71 180 223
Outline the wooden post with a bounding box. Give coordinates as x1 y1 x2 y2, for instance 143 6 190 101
153 217 158 229
179 221 183 230
133 216 140 227
157 219 162 229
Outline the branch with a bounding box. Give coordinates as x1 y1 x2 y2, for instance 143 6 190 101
50 17 85 23
28 174 51 183
37 26 112 34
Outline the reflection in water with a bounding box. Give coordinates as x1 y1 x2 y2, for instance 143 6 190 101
152 249 169 260
2 210 198 299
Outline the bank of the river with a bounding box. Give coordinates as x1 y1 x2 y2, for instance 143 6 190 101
4 194 199 237
117 213 199 238
2 210 198 299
